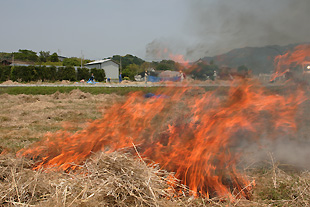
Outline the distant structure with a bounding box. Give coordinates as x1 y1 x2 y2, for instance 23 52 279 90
1 60 11 66
58 55 67 62
85 59 119 80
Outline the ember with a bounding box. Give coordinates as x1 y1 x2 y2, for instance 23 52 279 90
18 80 306 199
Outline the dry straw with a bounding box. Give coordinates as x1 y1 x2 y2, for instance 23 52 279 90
1 152 309 206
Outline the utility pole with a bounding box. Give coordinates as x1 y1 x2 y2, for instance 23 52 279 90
120 56 122 74
81 50 83 68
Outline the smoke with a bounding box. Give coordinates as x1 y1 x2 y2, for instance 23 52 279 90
146 0 310 61
145 38 187 61
240 136 310 170
237 99 310 170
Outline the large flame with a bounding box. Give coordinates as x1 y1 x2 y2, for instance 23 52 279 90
18 80 306 198
271 44 310 81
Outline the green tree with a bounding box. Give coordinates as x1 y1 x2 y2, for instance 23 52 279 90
57 66 76 81
190 62 218 80
77 67 90 80
90 68 105 82
63 57 80 66
122 64 143 80
112 54 145 69
153 60 176 71
50 52 59 62
236 65 250 78
13 49 38 62
39 51 50 62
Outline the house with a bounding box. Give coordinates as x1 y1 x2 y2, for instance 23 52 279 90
85 59 119 80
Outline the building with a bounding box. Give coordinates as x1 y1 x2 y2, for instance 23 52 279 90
58 56 67 62
85 59 119 80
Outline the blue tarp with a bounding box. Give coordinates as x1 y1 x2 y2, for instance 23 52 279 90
148 76 161 82
148 75 180 82
144 93 169 99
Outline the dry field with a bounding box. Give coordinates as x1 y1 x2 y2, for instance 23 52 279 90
0 88 309 206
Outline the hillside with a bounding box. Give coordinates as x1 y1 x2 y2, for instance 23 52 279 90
202 43 306 74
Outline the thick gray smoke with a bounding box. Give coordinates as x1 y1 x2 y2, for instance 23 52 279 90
146 0 310 61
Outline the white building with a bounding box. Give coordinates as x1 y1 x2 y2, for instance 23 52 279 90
85 59 119 80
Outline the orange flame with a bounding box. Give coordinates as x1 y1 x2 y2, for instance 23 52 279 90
271 44 310 81
17 80 306 198
169 53 190 69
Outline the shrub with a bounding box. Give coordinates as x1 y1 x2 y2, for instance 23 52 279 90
90 68 105 82
46 66 57 81
35 66 57 81
0 65 11 81
77 67 90 81
57 66 76 81
11 66 37 82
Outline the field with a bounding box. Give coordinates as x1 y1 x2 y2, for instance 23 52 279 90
0 85 309 206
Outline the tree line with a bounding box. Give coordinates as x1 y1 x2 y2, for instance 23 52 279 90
1 49 250 82
0 65 105 82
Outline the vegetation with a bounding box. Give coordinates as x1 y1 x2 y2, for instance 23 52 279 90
0 86 160 95
1 49 254 82
0 65 106 83
0 65 11 81
152 59 177 71
0 52 12 60
122 63 143 80
111 54 145 69
190 61 219 80
0 90 308 206
13 49 38 62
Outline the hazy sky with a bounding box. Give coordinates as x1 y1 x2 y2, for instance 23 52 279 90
1 0 310 61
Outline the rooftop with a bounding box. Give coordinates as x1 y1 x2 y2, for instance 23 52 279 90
85 59 113 65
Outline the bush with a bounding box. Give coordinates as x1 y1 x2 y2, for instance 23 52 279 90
0 65 11 81
35 66 57 81
11 66 38 82
77 67 90 81
90 68 105 82
57 66 76 81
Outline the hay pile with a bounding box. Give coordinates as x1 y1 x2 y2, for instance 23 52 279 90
0 152 184 206
1 153 309 206
0 80 20 85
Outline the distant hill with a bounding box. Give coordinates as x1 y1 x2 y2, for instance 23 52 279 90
202 43 305 75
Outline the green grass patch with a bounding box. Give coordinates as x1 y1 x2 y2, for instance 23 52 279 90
0 85 286 96
0 86 161 95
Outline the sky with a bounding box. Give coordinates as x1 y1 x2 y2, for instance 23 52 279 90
1 0 310 61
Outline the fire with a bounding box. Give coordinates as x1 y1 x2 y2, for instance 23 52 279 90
18 80 306 199
271 44 310 81
169 53 190 69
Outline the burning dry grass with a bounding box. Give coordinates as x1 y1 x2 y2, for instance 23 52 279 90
0 152 309 206
1 84 310 206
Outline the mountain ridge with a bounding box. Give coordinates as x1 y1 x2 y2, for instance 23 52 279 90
201 43 308 74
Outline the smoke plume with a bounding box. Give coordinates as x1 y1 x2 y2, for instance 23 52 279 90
146 0 310 61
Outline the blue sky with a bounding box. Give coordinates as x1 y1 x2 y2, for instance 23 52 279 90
1 0 309 61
